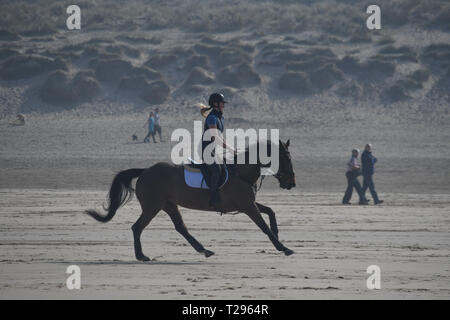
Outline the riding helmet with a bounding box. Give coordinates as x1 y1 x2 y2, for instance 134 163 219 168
208 93 227 107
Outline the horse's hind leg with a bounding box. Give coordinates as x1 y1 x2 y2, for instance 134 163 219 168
163 202 214 258
132 206 161 261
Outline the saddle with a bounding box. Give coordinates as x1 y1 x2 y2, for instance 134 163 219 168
183 158 229 189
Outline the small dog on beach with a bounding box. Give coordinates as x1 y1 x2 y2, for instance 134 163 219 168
132 134 138 141
10 113 25 126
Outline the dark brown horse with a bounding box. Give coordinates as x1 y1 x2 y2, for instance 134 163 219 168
85 139 296 261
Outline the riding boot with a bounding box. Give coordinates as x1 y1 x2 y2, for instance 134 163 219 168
208 168 220 210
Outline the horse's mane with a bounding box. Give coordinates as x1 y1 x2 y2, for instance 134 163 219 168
239 139 281 156
232 139 282 167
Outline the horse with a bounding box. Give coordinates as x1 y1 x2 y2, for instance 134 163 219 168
85 139 296 261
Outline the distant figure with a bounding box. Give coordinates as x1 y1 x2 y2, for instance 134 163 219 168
361 144 383 205
143 112 156 143
342 148 369 205
154 108 163 142
132 134 138 142
10 113 25 126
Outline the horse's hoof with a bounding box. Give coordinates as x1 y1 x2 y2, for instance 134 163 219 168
137 255 151 262
203 250 215 258
284 249 294 256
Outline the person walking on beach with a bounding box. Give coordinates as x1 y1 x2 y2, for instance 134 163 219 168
342 148 369 205
361 144 383 205
153 108 163 142
143 111 156 143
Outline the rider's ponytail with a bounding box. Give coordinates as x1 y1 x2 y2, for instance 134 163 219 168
199 103 212 118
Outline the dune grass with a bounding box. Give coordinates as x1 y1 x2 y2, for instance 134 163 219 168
1 0 448 36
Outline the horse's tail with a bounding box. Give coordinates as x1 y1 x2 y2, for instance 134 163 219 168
85 168 145 223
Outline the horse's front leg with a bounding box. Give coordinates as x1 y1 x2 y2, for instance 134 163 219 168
256 202 279 239
243 202 293 256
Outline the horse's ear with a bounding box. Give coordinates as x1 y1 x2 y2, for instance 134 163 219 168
286 139 290 148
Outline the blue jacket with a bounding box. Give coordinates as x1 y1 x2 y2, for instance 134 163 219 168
147 116 155 132
202 109 224 153
362 150 377 176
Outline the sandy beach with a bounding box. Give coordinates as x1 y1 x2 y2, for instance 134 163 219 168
0 112 449 299
0 188 449 299
1 0 449 300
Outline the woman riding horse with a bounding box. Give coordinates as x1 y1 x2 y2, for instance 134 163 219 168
86 123 296 261
201 93 237 210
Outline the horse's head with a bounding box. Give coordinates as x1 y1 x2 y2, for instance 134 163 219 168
274 139 296 190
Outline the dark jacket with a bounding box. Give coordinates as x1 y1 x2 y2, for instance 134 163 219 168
361 150 377 176
202 109 224 160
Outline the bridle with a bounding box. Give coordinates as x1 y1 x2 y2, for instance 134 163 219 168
235 143 295 192
273 150 295 183
257 149 295 191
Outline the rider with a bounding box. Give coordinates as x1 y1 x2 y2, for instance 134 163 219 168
202 93 236 210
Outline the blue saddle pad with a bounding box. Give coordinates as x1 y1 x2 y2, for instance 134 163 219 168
184 167 229 189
